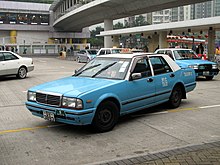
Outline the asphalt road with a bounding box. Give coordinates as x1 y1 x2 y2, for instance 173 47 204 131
0 57 220 165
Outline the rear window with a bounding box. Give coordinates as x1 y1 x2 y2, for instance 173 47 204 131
156 50 165 54
112 49 121 53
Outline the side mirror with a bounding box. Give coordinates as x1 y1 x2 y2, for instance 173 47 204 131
130 73 142 80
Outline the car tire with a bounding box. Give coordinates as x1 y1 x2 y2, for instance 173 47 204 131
77 57 81 63
91 101 119 133
206 76 214 80
17 66 27 79
168 85 182 108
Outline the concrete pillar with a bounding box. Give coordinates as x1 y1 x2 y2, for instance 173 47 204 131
104 19 113 48
207 28 215 61
159 31 168 49
148 33 159 52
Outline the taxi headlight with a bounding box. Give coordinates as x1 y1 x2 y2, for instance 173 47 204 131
62 97 83 109
212 64 218 69
188 65 198 69
28 91 36 101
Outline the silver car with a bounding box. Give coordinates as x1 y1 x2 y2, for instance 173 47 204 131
76 49 97 63
0 51 34 79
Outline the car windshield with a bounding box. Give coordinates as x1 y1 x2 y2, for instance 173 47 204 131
173 50 200 60
74 57 131 80
87 50 97 55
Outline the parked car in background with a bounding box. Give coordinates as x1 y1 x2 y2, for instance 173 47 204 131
96 48 122 56
76 49 97 63
155 48 219 80
26 52 196 132
0 51 34 79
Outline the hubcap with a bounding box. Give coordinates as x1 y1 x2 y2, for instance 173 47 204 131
19 68 26 78
99 109 112 125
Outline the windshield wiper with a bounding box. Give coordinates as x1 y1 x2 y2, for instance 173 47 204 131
91 62 117 78
74 64 101 76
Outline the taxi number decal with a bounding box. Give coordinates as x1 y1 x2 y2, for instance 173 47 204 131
161 77 168 87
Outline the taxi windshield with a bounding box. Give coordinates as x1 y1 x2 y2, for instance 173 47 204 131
173 50 200 60
74 57 131 80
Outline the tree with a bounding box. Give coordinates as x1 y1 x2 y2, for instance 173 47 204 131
114 22 124 30
89 26 104 48
134 15 149 26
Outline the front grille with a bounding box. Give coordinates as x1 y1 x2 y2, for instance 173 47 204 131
198 64 212 71
36 92 61 106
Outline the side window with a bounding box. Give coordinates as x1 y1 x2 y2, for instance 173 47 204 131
3 52 18 61
0 53 4 61
150 56 172 75
106 50 111 54
133 58 152 78
99 50 106 55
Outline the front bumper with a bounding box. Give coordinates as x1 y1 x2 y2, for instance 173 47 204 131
195 68 219 77
25 101 96 125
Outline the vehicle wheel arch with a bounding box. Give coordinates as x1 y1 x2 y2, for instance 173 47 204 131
19 65 28 71
97 97 121 112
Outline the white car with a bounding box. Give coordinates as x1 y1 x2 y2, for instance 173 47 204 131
0 51 34 79
96 48 122 56
76 49 97 63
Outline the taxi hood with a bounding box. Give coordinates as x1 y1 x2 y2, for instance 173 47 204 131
29 76 120 97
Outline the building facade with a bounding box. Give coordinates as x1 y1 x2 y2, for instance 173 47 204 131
0 0 91 54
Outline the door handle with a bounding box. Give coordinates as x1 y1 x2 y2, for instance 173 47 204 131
170 73 175 78
147 78 153 82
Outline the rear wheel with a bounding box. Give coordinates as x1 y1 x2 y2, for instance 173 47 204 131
17 67 27 79
206 76 214 80
91 101 119 133
168 85 182 108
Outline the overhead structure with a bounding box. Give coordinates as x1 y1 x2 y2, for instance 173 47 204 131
52 0 210 31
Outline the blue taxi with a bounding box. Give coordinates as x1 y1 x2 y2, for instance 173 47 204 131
155 48 219 80
26 53 196 132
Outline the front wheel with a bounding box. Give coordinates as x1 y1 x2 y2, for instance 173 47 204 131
17 67 27 79
168 86 182 108
91 101 119 133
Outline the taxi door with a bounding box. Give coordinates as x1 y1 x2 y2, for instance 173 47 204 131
149 56 176 102
122 57 156 114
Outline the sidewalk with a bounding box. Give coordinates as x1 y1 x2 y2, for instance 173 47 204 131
97 141 220 165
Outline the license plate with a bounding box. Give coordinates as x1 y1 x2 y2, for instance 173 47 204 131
43 111 55 122
203 71 210 75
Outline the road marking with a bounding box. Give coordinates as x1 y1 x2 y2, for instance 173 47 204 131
199 104 220 109
167 107 197 113
0 124 65 135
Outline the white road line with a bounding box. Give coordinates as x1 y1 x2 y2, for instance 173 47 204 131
199 104 220 109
